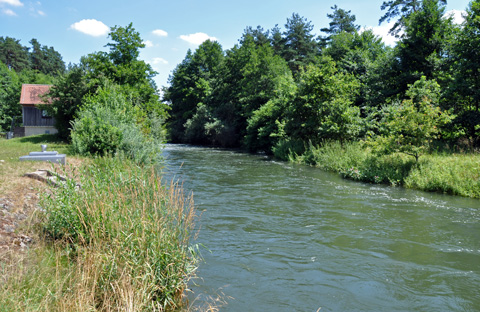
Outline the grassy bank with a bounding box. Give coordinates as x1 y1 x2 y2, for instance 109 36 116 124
0 134 71 197
278 140 480 199
0 135 199 311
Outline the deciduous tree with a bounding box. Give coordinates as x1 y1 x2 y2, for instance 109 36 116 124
369 77 452 161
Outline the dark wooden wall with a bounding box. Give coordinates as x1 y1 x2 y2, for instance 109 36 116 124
22 107 55 127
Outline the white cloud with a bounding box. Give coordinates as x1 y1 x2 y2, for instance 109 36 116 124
179 32 217 45
70 19 110 37
363 21 399 47
152 57 168 65
152 29 168 37
37 9 45 16
2 8 16 15
0 0 23 6
143 40 154 48
446 9 465 25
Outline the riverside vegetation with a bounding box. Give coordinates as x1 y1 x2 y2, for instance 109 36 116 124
163 1 480 198
0 137 198 311
2 1 479 199
0 2 479 310
0 23 200 311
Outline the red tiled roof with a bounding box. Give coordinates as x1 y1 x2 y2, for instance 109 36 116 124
19 84 52 105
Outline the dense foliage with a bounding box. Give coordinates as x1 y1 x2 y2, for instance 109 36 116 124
0 36 65 75
166 0 480 160
0 37 61 132
71 83 163 164
47 23 168 141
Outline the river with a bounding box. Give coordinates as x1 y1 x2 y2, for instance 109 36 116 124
162 144 480 311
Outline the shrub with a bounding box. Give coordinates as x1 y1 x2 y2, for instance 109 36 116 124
272 139 306 161
71 83 162 164
367 77 452 162
293 140 416 186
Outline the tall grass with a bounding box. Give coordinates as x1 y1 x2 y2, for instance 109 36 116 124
288 140 480 198
405 153 480 198
1 156 198 311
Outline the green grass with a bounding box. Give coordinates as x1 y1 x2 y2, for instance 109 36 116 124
405 153 480 198
288 140 480 199
0 134 74 200
0 134 70 157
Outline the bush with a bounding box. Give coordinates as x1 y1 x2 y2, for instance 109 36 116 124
272 139 306 161
71 83 162 164
71 115 123 156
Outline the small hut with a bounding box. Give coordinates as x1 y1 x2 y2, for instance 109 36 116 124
18 84 57 137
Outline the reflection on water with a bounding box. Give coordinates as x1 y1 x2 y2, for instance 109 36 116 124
162 144 480 312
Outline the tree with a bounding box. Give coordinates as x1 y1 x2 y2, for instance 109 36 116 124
164 40 224 143
364 48 402 108
323 30 386 76
379 0 447 36
29 38 65 76
270 24 284 56
49 24 167 140
0 37 30 72
396 0 452 88
245 72 296 153
204 36 292 147
369 77 452 161
285 57 361 144
447 0 480 144
320 5 360 46
280 13 319 76
46 64 96 139
241 26 271 46
106 23 144 65
322 29 388 110
0 61 21 131
79 23 166 123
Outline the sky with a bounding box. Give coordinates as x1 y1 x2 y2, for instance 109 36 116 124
0 0 471 89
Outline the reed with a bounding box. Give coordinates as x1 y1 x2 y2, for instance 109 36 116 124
0 155 199 311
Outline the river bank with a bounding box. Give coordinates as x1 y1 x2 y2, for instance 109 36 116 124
0 135 199 311
273 140 480 199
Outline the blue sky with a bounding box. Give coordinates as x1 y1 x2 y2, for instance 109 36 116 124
0 0 471 89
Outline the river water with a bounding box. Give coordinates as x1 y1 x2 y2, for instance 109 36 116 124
162 144 480 311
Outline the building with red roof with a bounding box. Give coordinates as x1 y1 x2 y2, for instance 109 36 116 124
18 84 57 137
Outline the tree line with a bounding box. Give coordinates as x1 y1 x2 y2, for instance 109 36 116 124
165 0 480 161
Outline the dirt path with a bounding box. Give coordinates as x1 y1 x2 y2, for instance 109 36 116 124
0 158 83 255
